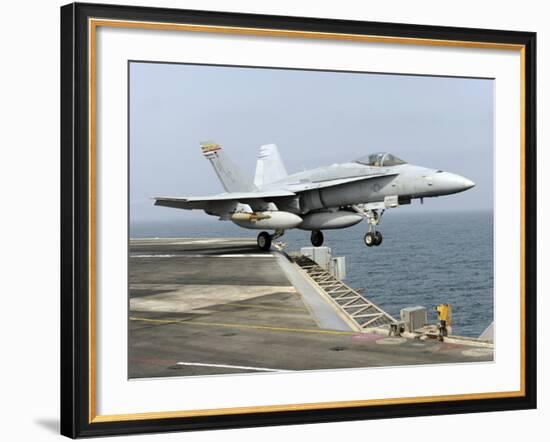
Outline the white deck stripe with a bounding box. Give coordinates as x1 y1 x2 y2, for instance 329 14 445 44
176 362 292 372
131 254 273 258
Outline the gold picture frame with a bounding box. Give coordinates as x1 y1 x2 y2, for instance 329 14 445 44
61 2 536 437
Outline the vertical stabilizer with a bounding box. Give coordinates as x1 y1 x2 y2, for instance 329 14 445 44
254 144 288 187
200 141 256 192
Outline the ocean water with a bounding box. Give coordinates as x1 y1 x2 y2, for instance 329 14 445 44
131 210 493 337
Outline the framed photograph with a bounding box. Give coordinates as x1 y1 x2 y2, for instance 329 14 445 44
60 2 536 438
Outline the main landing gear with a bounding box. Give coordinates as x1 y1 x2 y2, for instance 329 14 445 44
256 230 285 251
364 209 384 247
310 230 324 247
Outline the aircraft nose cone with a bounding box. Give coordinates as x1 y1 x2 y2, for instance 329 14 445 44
463 178 475 190
432 172 476 195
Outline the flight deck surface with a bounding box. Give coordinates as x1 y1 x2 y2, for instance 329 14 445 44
129 238 493 378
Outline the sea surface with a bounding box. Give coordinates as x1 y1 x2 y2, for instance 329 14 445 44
131 210 494 337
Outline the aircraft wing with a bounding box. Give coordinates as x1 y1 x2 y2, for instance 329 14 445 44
153 189 296 210
154 173 398 210
284 172 399 193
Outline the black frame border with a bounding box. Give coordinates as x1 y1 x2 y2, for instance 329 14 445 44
60 2 537 438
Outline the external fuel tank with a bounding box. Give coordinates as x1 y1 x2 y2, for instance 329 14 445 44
298 211 363 231
231 211 303 230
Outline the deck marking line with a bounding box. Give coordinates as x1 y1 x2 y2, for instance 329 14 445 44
462 348 494 357
176 362 293 372
376 337 407 345
223 303 307 312
130 254 273 258
130 316 357 336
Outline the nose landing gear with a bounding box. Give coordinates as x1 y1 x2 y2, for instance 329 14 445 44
364 209 384 247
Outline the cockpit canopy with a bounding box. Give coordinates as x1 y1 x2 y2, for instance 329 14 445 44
355 152 407 167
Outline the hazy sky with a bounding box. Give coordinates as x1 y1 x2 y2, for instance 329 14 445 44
129 62 494 223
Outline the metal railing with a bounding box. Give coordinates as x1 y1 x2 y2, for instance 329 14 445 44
294 255 397 330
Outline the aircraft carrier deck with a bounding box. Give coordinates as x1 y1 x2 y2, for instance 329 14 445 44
129 238 493 378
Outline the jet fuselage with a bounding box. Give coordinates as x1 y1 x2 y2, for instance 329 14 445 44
261 162 475 215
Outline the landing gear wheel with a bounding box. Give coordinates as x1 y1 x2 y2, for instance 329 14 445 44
311 230 324 247
257 231 272 251
373 231 383 246
364 232 375 247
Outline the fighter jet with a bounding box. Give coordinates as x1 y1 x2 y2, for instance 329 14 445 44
154 142 475 251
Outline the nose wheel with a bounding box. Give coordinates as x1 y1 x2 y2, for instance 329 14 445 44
364 231 383 247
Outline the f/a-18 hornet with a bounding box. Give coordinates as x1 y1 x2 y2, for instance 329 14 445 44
154 142 475 251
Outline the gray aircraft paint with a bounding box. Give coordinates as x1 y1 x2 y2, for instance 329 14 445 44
154 145 475 244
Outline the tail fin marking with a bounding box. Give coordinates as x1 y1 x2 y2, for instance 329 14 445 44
200 141 256 193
